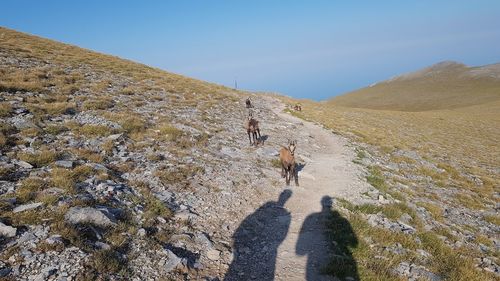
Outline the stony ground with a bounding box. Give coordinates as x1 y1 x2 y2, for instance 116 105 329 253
0 40 382 280
1 27 498 281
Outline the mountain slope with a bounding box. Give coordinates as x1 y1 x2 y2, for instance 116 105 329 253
0 27 257 280
329 61 500 111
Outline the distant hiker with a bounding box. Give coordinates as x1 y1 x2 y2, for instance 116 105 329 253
224 190 292 281
246 97 252 108
296 196 359 280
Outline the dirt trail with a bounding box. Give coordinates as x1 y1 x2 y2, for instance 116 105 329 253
268 99 371 280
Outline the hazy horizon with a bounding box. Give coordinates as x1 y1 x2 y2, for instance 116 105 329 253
2 1 500 100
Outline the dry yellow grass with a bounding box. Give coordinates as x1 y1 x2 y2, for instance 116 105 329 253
0 26 239 99
329 62 500 111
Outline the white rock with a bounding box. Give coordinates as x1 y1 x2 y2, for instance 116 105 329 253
0 222 17 238
13 202 43 213
207 249 220 261
164 250 181 272
65 207 116 227
17 160 33 169
137 228 147 237
55 160 74 168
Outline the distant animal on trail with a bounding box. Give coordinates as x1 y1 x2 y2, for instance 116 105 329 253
280 140 299 186
245 98 252 108
245 112 262 146
294 104 302 111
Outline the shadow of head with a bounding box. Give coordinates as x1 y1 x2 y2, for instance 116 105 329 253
296 162 306 172
321 196 333 209
278 189 292 206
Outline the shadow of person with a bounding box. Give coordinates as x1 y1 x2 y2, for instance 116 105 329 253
296 196 359 281
224 190 292 281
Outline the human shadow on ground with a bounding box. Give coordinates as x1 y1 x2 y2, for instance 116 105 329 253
260 135 269 143
224 190 292 281
296 196 359 281
295 162 306 173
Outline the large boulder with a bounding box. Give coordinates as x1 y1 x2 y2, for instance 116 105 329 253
64 207 116 227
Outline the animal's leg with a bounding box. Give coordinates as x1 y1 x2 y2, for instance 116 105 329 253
257 129 261 143
248 131 252 145
285 167 290 185
293 164 299 186
253 131 257 146
281 163 286 178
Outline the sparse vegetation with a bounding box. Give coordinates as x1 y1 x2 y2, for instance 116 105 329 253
16 177 47 202
73 124 115 137
91 248 126 274
366 166 388 193
50 166 94 192
158 124 183 141
129 180 172 223
45 124 69 135
18 148 60 167
270 158 282 168
82 97 114 110
155 165 204 187
416 201 443 222
0 102 14 117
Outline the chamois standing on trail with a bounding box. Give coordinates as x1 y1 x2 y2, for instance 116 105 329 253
245 112 261 146
280 140 299 186
245 98 252 108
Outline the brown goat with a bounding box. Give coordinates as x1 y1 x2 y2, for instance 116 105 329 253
245 112 261 146
245 98 252 108
279 140 298 186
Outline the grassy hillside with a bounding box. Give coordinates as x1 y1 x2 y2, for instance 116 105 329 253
279 67 499 280
0 26 234 97
329 61 500 111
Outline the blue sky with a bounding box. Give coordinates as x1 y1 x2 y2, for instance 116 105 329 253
2 1 500 100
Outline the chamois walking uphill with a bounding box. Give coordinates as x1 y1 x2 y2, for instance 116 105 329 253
279 140 299 186
245 111 262 146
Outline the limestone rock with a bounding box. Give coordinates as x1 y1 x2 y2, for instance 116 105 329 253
0 222 17 238
65 207 116 227
13 202 43 213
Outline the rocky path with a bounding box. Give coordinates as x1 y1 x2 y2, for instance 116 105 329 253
268 99 370 281
223 98 371 280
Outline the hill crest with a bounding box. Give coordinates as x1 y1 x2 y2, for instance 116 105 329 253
330 61 500 111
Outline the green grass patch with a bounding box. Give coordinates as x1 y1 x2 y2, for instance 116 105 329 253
270 158 282 168
366 166 389 193
419 231 494 280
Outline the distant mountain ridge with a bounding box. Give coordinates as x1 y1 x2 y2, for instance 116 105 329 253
329 61 500 111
